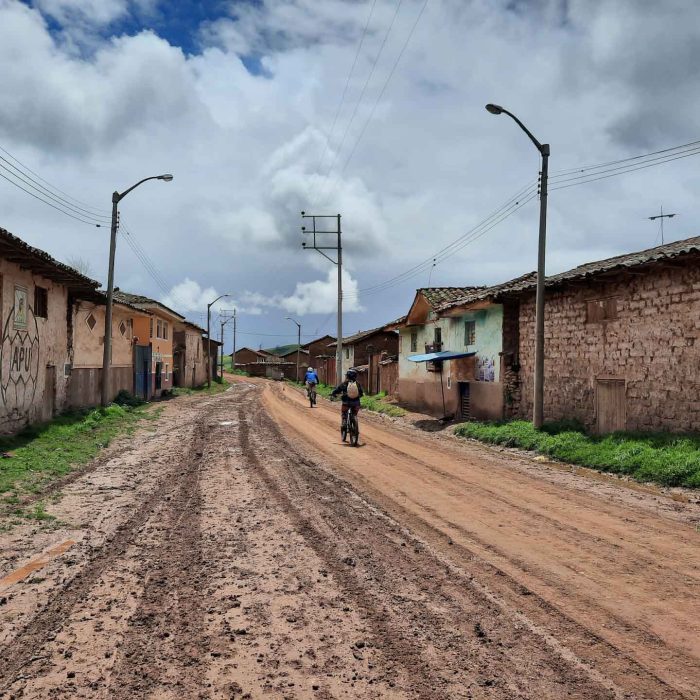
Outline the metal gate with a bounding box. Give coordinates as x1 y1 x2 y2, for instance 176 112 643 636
134 345 151 399
459 382 471 420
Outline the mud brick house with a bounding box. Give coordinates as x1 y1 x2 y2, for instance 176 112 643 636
173 321 208 388
114 291 185 399
233 347 275 368
0 227 112 433
302 334 336 384
277 346 309 382
510 236 700 433
328 325 399 378
70 295 150 408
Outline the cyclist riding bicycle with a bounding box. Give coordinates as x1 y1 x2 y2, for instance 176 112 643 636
331 368 364 433
304 366 319 393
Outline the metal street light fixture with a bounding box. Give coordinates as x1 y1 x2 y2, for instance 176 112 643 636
101 174 173 406
207 294 230 387
286 317 302 383
485 103 549 428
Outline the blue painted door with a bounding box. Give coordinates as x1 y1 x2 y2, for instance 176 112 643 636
135 345 151 399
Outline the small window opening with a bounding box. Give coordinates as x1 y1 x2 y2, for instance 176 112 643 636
34 286 48 318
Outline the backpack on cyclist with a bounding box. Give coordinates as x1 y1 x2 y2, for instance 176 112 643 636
346 380 360 399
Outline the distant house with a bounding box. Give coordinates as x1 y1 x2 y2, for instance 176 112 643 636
173 320 208 388
328 325 399 378
277 346 309 382
233 347 274 367
507 236 700 433
302 334 337 384
113 291 185 398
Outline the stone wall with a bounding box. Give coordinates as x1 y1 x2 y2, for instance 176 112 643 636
515 257 700 432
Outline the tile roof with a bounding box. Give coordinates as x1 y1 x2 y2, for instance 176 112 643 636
437 235 700 313
417 286 485 307
113 290 184 320
0 226 101 295
328 324 397 347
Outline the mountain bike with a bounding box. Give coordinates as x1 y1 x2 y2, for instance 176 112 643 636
307 382 317 407
341 409 360 446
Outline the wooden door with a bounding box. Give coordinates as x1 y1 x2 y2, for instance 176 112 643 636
596 379 626 434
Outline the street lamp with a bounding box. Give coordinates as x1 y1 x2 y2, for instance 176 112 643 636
207 294 230 387
101 174 173 406
286 317 302 383
485 103 549 429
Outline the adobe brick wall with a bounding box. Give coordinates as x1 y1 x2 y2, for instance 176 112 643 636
514 258 700 432
353 332 399 367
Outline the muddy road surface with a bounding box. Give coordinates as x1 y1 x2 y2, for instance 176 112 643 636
1 380 698 699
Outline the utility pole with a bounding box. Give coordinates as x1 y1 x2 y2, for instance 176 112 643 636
219 311 235 377
232 309 237 373
206 293 230 388
101 174 173 406
286 317 302 382
648 205 676 245
486 104 549 428
301 212 343 385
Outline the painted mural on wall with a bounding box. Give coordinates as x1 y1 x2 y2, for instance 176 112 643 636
1 289 40 415
476 356 496 382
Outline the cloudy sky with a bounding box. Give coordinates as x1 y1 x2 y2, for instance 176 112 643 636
1 0 699 350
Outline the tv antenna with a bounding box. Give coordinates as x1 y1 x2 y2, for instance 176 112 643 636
648 205 676 245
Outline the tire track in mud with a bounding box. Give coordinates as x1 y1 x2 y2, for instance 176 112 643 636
266 383 697 699
236 386 620 700
0 403 216 694
107 415 208 698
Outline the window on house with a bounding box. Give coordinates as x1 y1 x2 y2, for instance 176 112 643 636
345 347 350 359
410 330 418 353
86 312 97 332
464 320 476 346
434 326 442 346
119 320 127 337
157 319 163 338
34 286 48 318
164 322 168 340
586 297 619 323
150 318 154 337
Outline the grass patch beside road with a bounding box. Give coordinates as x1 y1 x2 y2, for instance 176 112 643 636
171 379 230 397
0 404 154 516
454 420 700 488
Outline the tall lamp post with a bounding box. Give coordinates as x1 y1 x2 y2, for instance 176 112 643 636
101 173 173 406
286 317 301 383
207 294 230 387
486 103 549 428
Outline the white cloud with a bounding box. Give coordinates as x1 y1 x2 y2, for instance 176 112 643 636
280 268 362 316
161 278 223 314
0 0 699 349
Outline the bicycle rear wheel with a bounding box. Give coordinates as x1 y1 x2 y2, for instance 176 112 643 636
349 413 359 446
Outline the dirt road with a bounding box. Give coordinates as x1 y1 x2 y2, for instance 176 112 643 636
1 379 698 699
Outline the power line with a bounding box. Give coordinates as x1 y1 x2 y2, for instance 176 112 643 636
311 0 405 206
313 0 379 181
323 0 430 201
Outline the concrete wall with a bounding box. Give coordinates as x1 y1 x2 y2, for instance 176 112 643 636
0 261 73 433
514 259 700 432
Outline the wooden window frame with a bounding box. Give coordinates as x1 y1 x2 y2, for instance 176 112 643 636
586 297 619 324
410 330 418 353
34 286 48 319
464 320 476 346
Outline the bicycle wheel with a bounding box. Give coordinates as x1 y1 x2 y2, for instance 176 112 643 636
341 415 347 442
309 390 314 408
349 413 359 447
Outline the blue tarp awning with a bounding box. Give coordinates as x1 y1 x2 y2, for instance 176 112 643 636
407 350 476 362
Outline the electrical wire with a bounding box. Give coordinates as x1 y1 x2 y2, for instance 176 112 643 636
313 0 378 181
322 0 430 202
310 0 405 206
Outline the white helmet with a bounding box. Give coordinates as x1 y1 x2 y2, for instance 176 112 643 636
308 367 314 372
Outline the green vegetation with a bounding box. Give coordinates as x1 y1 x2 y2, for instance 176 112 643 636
454 420 700 488
264 343 300 356
300 383 406 417
171 379 230 397
0 404 155 515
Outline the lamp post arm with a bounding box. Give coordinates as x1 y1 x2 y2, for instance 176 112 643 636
116 176 164 203
500 108 546 154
